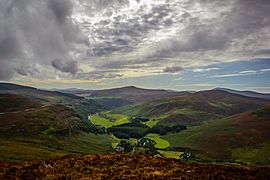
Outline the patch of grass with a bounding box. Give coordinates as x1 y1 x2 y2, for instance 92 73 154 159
143 119 159 127
158 150 183 159
162 118 238 159
61 133 116 154
162 126 204 148
128 138 138 146
232 141 270 164
0 132 116 161
89 113 129 128
0 140 67 160
111 142 118 149
163 108 270 164
90 114 113 128
252 107 270 118
145 133 170 149
104 112 129 122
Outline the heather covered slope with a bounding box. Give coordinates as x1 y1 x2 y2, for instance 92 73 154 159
0 94 115 160
1 153 269 179
0 94 42 113
0 83 106 120
0 83 82 102
163 107 270 164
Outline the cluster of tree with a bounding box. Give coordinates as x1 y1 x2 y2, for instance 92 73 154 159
114 138 161 156
137 138 156 149
149 124 187 135
107 122 150 139
115 140 134 153
108 122 187 139
131 117 150 123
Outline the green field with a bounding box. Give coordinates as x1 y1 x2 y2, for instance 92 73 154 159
143 119 159 127
232 141 270 164
145 133 170 149
89 113 129 128
158 150 183 159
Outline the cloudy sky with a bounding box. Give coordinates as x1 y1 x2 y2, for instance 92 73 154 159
0 0 270 92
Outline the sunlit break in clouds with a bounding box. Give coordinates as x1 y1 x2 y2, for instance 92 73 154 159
0 0 270 91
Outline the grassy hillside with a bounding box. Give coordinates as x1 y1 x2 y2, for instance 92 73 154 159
113 90 270 126
0 94 115 160
163 107 270 164
1 153 269 179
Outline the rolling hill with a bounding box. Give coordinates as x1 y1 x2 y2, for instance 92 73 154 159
90 86 189 104
113 90 270 126
0 94 42 113
215 88 270 100
0 83 106 120
0 94 115 160
163 107 270 164
50 88 94 95
1 83 270 165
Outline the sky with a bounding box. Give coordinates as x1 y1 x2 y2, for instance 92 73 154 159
0 0 270 92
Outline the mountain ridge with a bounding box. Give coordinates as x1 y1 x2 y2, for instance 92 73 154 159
214 87 270 100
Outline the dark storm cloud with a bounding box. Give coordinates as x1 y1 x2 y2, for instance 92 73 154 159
96 56 168 70
48 0 72 23
2 0 270 81
90 2 177 56
51 59 78 75
15 65 40 77
75 70 123 80
255 49 270 55
90 0 128 9
0 0 89 80
71 0 270 79
163 66 183 73
151 0 270 59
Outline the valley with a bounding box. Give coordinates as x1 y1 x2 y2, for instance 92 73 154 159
80 87 270 164
0 82 270 178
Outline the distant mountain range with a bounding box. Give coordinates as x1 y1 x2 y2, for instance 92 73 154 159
214 88 270 100
51 85 270 101
50 88 95 95
90 86 190 103
52 86 189 103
